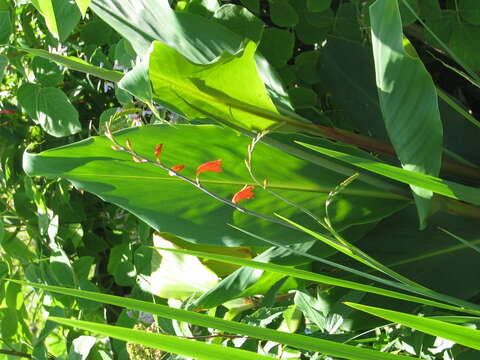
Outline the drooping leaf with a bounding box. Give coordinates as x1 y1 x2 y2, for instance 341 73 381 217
370 0 443 227
31 0 81 40
31 0 58 36
148 41 278 130
23 125 409 247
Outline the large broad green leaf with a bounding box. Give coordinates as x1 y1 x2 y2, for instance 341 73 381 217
90 0 293 112
23 125 408 247
346 302 480 350
16 281 422 360
149 41 277 130
370 0 443 227
298 142 480 207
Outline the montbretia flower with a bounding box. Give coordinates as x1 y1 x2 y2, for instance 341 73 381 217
0 109 15 114
154 144 163 162
171 165 185 172
169 164 185 176
232 185 254 204
196 159 223 182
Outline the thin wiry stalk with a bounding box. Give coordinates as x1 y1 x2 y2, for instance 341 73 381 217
104 116 297 231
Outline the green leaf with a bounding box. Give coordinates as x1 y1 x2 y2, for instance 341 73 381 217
268 0 299 27
31 0 58 36
32 0 81 40
370 0 443 227
0 54 8 82
68 336 96 360
149 41 277 131
0 220 4 245
31 57 64 87
345 302 480 350
14 281 423 360
74 0 92 17
23 125 408 247
258 28 294 68
213 4 264 43
0 10 11 44
287 87 317 109
21 48 123 83
459 0 480 25
297 142 480 206
240 0 260 14
36 87 81 137
307 0 331 12
52 318 273 360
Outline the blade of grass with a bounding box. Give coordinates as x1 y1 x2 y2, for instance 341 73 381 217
154 247 480 316
275 213 427 290
49 317 273 360
227 224 480 313
438 227 480 255
9 280 420 360
345 302 480 350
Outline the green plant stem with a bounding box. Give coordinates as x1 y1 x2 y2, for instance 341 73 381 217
0 349 31 358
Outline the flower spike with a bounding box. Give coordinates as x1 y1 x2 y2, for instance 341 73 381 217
154 144 163 162
196 159 223 182
232 185 255 204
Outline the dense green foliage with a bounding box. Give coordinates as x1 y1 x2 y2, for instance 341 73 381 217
0 0 479 359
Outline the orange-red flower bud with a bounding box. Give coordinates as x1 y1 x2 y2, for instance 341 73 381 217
171 165 185 172
232 185 254 204
154 143 163 161
196 159 223 177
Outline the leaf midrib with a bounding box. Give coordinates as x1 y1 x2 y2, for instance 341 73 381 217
54 172 407 200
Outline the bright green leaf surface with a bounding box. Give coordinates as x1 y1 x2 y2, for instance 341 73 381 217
149 41 277 131
298 142 480 206
370 0 443 227
75 0 92 16
31 0 58 37
24 125 408 247
0 54 7 82
346 302 480 350
16 281 421 360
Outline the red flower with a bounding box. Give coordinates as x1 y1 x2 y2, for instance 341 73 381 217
154 144 163 161
196 159 223 178
0 110 15 114
232 185 254 204
171 164 185 172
